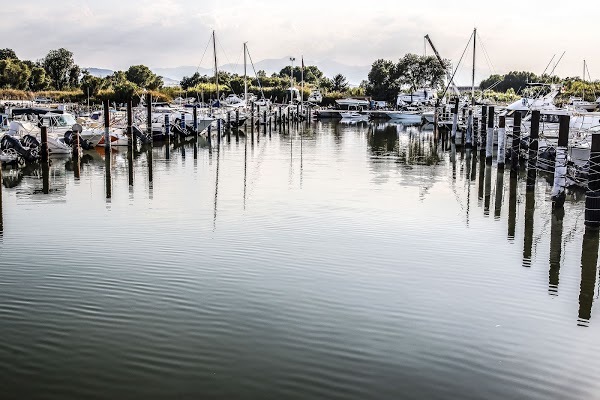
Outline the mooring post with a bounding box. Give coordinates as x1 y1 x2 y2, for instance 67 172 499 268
72 123 80 179
164 114 170 143
473 117 479 147
127 99 135 150
217 118 221 145
486 106 494 164
465 109 473 148
279 106 282 128
551 115 569 209
103 99 110 154
40 126 49 163
207 124 212 148
585 132 600 229
146 92 152 144
480 105 487 152
497 115 506 168
193 106 198 133
451 98 459 142
527 110 540 190
235 109 240 141
180 111 186 140
511 112 522 171
227 111 231 141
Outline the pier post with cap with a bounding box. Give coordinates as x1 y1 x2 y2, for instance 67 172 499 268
40 126 49 163
511 112 522 171
527 110 540 190
103 99 110 153
585 132 600 228
486 106 494 164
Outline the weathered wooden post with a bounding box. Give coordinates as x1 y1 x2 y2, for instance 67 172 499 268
164 114 170 143
193 106 198 133
497 115 506 168
72 125 80 179
127 99 135 150
227 111 231 141
511 112 522 171
207 124 212 148
146 92 152 143
40 126 49 163
472 117 479 148
103 99 110 154
217 118 221 145
451 97 459 142
235 109 240 141
480 105 487 152
551 115 569 209
465 109 473 148
585 132 600 228
485 106 494 164
527 110 540 190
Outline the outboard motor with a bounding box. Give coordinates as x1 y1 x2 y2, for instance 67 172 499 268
1 135 38 162
21 134 40 149
64 130 94 150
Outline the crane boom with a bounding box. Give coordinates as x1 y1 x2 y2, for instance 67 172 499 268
424 34 460 96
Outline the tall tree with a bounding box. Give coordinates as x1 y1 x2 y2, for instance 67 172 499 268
125 65 156 88
0 48 18 61
332 74 349 92
42 48 76 90
0 59 31 89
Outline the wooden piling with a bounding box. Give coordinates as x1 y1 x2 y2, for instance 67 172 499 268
193 106 198 133
127 99 135 150
497 115 506 168
146 93 152 143
235 109 240 141
164 114 170 142
40 126 49 162
263 110 267 135
526 110 540 190
551 115 569 209
485 106 494 164
103 99 110 153
585 132 600 228
451 98 459 141
511 112 522 171
480 105 487 151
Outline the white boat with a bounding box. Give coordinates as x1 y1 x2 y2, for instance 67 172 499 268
397 88 437 105
568 96 597 112
335 98 369 108
8 120 71 155
307 89 323 104
387 107 422 124
222 94 246 108
339 111 368 121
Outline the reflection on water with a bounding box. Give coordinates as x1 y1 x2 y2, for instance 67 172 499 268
1 121 600 400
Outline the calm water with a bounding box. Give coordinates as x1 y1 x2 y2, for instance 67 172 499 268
1 121 599 399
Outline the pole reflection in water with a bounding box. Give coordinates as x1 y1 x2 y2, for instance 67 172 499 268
165 141 170 160
0 166 3 235
42 162 50 195
127 146 134 187
484 164 492 216
470 148 477 182
548 208 564 295
243 136 247 210
578 229 600 326
494 168 504 220
105 151 112 201
213 148 220 231
465 148 472 225
522 188 535 267
74 156 81 180
147 145 153 184
450 142 456 180
477 153 485 205
507 171 518 241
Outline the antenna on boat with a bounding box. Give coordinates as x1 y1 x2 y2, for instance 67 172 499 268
541 54 556 76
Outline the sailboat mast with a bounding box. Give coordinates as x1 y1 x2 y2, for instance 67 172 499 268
583 59 586 100
244 42 248 105
471 27 476 105
213 30 219 103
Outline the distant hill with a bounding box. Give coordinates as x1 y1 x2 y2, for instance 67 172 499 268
85 58 371 87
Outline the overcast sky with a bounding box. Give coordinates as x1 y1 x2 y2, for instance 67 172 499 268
2 0 596 84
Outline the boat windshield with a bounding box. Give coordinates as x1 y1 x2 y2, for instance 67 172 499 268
60 114 77 126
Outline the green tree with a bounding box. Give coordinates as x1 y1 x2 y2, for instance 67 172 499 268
80 70 104 97
29 66 50 91
0 48 18 61
0 59 31 89
181 72 207 90
147 75 163 90
125 65 156 88
332 74 349 92
366 59 400 102
42 48 76 90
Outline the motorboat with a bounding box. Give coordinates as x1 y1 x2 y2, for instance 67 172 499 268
339 111 368 121
307 89 323 104
222 94 246 108
397 88 437 105
567 97 597 112
7 120 71 155
335 98 369 109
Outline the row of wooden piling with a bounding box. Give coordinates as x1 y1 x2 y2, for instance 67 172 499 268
447 103 600 229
